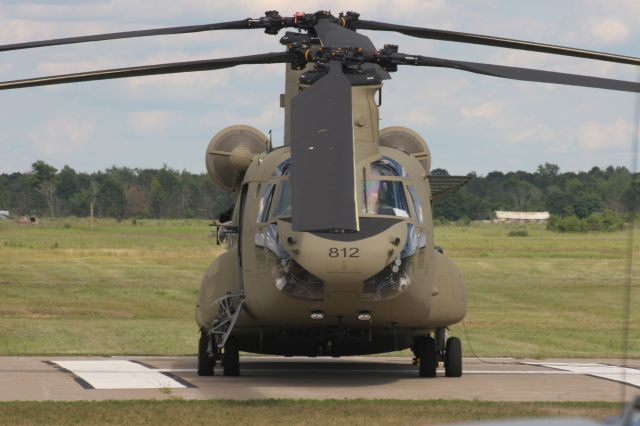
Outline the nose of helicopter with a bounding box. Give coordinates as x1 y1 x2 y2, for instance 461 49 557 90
276 217 408 290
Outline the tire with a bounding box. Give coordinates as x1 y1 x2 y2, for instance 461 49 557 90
444 336 462 377
197 331 215 376
223 336 240 376
417 336 437 378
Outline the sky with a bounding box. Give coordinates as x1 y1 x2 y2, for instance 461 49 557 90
0 0 639 176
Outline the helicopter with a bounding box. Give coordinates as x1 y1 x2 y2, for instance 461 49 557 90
1 10 639 379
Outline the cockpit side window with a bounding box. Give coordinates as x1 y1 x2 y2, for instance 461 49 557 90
408 185 423 224
272 179 292 217
255 183 275 223
273 159 291 176
362 180 410 218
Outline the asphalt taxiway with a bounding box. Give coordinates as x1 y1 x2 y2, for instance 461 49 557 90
0 356 638 401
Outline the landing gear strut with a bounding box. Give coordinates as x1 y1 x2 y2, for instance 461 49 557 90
197 292 244 377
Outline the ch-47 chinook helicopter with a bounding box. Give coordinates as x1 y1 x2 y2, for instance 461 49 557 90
1 10 639 379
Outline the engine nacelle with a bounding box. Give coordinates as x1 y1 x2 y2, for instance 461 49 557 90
205 125 268 192
379 126 431 173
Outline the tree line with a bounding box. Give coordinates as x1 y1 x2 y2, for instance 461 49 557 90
0 161 638 221
0 161 233 220
432 163 639 221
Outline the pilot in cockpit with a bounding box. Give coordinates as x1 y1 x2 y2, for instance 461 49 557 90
364 180 409 217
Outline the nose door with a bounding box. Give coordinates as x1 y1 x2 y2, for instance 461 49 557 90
277 217 408 288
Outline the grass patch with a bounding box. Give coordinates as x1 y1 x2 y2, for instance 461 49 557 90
0 400 623 426
0 219 638 357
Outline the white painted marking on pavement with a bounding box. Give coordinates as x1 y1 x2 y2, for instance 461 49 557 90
155 368 575 375
52 360 187 390
524 362 640 387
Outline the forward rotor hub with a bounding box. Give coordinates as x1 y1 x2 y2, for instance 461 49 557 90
248 10 359 35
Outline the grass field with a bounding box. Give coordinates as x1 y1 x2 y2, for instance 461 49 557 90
0 400 624 426
0 217 638 357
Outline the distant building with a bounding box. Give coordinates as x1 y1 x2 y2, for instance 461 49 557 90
494 211 550 224
0 210 8 220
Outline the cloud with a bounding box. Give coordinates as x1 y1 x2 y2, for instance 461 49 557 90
0 18 60 43
508 123 556 144
232 0 448 20
0 63 13 77
586 18 630 44
37 58 117 75
461 101 503 120
129 110 180 134
0 16 120 44
1 1 638 175
398 108 436 126
197 99 281 130
3 1 175 22
0 0 447 31
576 119 635 151
489 50 552 69
27 116 94 154
122 50 282 100
543 141 572 156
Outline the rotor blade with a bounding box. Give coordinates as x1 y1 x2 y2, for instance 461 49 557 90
357 20 640 66
313 19 390 80
0 52 294 91
0 20 250 52
399 55 640 93
290 61 358 232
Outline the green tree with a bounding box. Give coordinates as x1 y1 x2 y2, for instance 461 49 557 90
623 179 640 213
573 193 603 219
31 160 58 217
604 167 632 213
96 178 126 219
535 163 560 188
31 160 57 185
433 191 465 220
126 186 147 217
56 165 79 200
430 168 449 176
503 178 541 211
150 177 166 218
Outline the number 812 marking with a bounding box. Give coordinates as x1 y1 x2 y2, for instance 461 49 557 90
328 247 360 258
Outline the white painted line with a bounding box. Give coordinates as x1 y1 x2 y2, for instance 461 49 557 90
157 368 196 373
463 370 578 375
524 362 640 387
464 358 516 360
157 368 574 375
52 360 187 390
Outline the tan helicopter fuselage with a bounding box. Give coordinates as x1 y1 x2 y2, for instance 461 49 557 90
196 74 466 356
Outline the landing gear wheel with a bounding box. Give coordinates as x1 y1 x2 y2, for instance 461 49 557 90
416 335 437 377
223 336 240 376
444 336 462 377
197 331 215 376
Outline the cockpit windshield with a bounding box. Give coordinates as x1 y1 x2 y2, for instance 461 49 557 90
370 157 406 177
269 157 411 219
362 180 410 217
